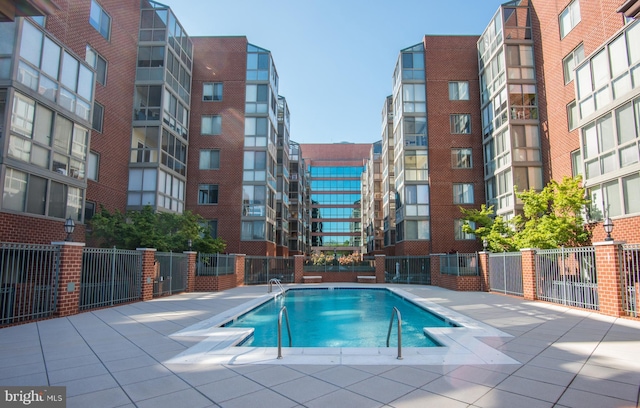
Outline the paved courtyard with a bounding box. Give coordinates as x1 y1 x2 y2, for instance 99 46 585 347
1 284 639 407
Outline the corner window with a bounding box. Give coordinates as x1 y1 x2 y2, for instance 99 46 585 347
92 101 104 133
450 114 471 134
559 0 581 39
198 184 218 204
87 151 99 181
567 100 578 131
570 149 582 178
201 115 221 135
448 82 469 100
451 148 472 168
89 0 111 40
85 45 107 85
203 82 223 101
562 43 584 84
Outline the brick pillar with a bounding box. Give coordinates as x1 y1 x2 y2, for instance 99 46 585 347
594 241 625 317
478 251 490 292
53 242 85 317
521 248 537 301
185 251 197 292
234 254 246 287
430 254 441 287
138 248 157 301
374 255 385 283
294 255 305 283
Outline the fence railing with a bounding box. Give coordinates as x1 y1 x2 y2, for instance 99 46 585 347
622 244 640 317
0 243 59 326
80 247 142 311
245 256 294 284
303 257 376 274
440 253 478 276
196 253 235 276
488 252 523 296
154 252 188 296
384 256 431 284
535 246 598 310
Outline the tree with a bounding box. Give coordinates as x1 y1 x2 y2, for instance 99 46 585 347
88 205 227 253
461 176 591 251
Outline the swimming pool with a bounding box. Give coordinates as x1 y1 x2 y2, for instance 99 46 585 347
223 288 455 347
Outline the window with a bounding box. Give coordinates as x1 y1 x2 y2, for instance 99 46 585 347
404 184 429 216
243 150 267 181
205 220 218 238
559 0 581 39
199 149 220 170
241 220 266 240
198 184 218 204
201 115 221 135
402 84 426 112
85 45 107 85
454 220 475 240
245 84 268 113
84 201 96 222
92 101 103 132
89 0 111 40
403 117 427 146
450 114 471 134
449 82 469 100
563 44 584 84
404 151 428 181
242 185 266 216
571 149 583 178
203 82 223 101
453 183 474 204
451 148 472 168
87 151 99 181
567 100 578 131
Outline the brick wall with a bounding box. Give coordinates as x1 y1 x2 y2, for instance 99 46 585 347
0 213 85 244
395 241 430 256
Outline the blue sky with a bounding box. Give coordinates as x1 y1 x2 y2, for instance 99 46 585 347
160 0 508 144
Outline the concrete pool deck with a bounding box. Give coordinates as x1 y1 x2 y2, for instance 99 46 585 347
1 283 640 407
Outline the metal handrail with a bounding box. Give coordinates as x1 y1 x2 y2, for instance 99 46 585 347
268 278 285 295
386 306 403 360
277 306 292 359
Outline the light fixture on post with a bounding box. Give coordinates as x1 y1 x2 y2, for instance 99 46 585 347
483 238 488 252
64 217 75 242
188 239 192 251
603 217 614 241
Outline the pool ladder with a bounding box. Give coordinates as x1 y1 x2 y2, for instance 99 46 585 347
277 306 292 359
268 278 285 297
386 307 403 360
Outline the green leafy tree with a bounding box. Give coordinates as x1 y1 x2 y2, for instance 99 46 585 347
461 176 591 251
88 205 226 253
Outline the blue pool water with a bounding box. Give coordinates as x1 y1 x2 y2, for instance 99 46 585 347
224 288 455 347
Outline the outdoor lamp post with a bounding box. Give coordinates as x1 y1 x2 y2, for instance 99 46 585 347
603 217 614 241
483 238 488 252
188 239 192 251
64 217 75 242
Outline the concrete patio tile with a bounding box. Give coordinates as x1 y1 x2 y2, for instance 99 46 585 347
0 361 45 380
110 364 174 385
45 354 102 371
578 362 640 385
568 375 639 402
196 374 263 402
495 375 565 403
526 355 584 373
271 375 340 403
473 389 553 408
421 375 492 404
103 355 158 373
511 364 576 387
122 374 191 402
220 388 298 408
389 389 469 408
347 375 415 404
379 366 441 387
64 373 120 398
0 372 48 386
165 364 237 387
305 388 384 408
556 388 637 408
310 365 374 387
49 362 109 384
242 365 305 387
447 365 510 387
66 387 132 408
135 388 213 408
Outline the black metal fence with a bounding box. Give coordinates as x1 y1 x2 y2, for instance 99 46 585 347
245 256 294 284
384 256 431 284
0 243 59 325
80 247 142 311
303 257 376 274
622 244 640 317
154 252 188 296
489 252 523 296
440 253 479 276
196 253 235 276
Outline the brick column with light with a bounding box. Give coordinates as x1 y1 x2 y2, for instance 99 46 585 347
234 254 246 287
53 242 85 317
374 254 385 283
430 255 441 287
138 248 157 301
594 241 625 317
294 255 305 283
185 251 197 292
478 251 490 292
521 248 537 301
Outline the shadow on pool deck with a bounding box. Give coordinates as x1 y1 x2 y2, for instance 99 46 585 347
1 283 639 408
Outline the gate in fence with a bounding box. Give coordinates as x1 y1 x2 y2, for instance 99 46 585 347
384 256 431 284
80 247 142 311
535 247 598 310
0 243 59 325
622 244 640 317
245 257 294 284
154 252 188 296
488 252 523 296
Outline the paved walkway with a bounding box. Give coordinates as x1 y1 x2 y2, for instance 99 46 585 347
1 284 639 408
